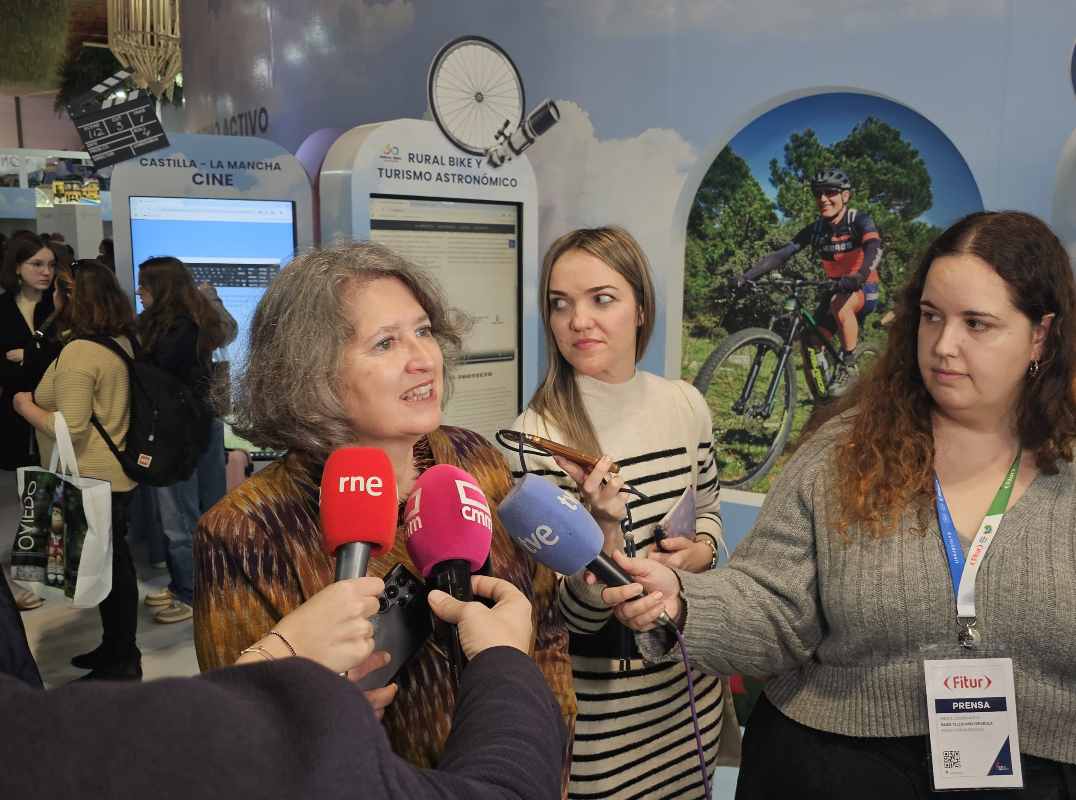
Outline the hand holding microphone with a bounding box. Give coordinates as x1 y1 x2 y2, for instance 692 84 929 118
498 474 675 629
428 575 533 658
317 447 401 714
238 577 385 674
602 550 683 633
403 465 493 684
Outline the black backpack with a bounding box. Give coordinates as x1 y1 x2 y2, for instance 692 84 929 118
72 336 212 487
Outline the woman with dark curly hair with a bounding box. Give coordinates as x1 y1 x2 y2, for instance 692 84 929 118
194 242 575 791
603 211 1076 797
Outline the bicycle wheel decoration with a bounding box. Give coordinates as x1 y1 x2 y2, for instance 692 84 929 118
427 36 525 157
693 328 796 488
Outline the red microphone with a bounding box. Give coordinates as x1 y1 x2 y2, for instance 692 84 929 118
403 464 493 682
320 447 398 581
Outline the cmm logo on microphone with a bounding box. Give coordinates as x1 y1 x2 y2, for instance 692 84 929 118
455 479 493 531
404 488 422 538
944 674 992 690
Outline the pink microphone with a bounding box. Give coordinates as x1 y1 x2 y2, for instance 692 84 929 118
403 464 493 683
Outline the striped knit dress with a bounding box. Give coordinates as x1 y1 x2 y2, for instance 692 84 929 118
505 371 729 800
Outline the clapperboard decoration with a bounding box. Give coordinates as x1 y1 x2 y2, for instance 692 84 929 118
66 69 169 170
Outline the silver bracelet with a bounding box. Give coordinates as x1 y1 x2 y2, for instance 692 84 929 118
696 533 719 570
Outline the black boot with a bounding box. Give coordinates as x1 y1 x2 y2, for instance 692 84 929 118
70 643 109 670
75 649 142 682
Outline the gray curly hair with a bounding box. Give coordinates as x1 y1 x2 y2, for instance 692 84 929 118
229 241 466 459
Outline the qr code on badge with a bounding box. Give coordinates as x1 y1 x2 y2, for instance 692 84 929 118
943 750 961 770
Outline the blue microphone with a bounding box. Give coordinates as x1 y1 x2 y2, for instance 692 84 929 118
499 475 672 628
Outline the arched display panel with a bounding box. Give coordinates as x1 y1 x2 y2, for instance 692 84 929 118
109 133 315 368
679 90 983 492
320 119 540 442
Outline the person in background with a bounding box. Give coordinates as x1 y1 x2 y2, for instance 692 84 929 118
1 570 567 800
0 235 58 612
0 523 43 686
502 226 737 799
740 168 883 395
97 237 115 273
606 211 1076 797
136 257 231 624
14 261 143 681
195 280 237 516
195 242 575 789
47 240 74 276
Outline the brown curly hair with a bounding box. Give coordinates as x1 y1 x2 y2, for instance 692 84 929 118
833 210 1076 538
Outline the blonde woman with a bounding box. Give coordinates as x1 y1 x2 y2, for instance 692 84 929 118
502 226 738 799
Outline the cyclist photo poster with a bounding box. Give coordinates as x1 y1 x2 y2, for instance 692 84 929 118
682 91 985 496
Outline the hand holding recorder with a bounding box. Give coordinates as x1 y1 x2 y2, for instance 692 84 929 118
498 430 620 475
498 429 629 538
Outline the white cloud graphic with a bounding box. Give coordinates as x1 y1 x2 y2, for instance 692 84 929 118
526 101 698 374
527 101 696 279
543 0 1004 37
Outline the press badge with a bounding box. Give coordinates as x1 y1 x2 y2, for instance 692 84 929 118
924 657 1022 790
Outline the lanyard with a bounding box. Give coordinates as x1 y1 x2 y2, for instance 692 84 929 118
933 450 1020 648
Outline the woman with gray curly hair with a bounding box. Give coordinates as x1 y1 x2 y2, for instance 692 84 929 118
193 242 575 787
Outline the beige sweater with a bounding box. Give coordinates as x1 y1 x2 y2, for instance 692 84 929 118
33 337 135 492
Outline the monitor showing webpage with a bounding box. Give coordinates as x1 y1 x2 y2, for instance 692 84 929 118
129 195 296 366
369 194 521 442
129 196 296 457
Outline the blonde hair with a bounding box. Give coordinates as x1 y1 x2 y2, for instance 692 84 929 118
528 226 656 454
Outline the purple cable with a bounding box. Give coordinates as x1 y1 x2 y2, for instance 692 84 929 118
503 431 710 794
671 624 712 799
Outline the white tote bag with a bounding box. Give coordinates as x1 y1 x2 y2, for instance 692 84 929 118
13 413 113 608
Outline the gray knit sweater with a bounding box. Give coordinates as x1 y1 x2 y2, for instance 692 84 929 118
638 419 1076 765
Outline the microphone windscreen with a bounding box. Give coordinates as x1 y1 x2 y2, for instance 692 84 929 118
499 474 603 575
320 447 398 557
404 464 493 578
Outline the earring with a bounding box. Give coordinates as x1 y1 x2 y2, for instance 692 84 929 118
1027 359 1040 378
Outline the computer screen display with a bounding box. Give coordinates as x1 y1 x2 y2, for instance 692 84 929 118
129 196 297 459
129 195 297 367
369 193 522 442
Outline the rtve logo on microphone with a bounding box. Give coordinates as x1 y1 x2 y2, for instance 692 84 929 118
337 474 385 496
518 524 559 554
518 492 578 554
